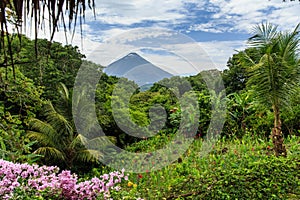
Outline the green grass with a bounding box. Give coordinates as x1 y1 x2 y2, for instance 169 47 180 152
94 133 300 199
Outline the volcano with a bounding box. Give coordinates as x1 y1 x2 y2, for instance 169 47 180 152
104 53 173 86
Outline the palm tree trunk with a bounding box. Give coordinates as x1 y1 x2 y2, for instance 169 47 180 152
65 148 75 170
271 104 287 157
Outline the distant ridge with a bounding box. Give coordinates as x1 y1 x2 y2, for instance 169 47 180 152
104 53 173 86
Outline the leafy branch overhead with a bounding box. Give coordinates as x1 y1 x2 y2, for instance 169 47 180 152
0 0 95 78
0 0 95 40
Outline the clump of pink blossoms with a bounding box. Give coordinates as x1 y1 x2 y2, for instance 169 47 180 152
0 159 128 199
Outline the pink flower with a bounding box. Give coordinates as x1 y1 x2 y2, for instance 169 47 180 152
0 159 128 199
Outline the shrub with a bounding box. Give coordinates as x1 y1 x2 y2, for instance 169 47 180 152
0 159 128 199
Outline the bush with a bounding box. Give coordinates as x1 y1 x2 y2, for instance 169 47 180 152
0 159 128 200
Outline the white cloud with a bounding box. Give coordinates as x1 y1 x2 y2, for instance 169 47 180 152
84 0 202 26
199 40 246 70
267 5 300 31
14 0 300 39
81 0 300 40
191 0 300 33
189 23 223 33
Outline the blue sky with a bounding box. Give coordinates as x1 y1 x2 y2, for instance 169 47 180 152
22 0 300 74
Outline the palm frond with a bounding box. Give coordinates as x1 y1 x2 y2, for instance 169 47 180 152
70 133 88 149
28 101 75 154
1 0 95 40
26 130 56 147
88 136 117 149
43 101 73 137
34 147 65 161
71 133 116 151
58 82 69 102
28 118 57 138
279 24 300 62
57 82 73 120
246 22 300 109
248 22 278 48
72 100 99 136
0 1 96 79
241 51 256 66
75 149 103 163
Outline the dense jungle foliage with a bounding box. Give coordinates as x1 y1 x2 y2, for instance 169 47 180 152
0 23 299 199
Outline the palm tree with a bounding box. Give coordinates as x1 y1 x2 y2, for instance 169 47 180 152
244 22 300 156
27 83 115 169
27 101 99 169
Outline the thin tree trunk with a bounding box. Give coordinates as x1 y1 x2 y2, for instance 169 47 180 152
66 149 75 170
271 104 287 157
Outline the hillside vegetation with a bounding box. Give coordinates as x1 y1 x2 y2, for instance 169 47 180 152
0 23 299 199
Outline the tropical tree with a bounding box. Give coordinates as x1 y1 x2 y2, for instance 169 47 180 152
244 22 300 156
0 35 85 101
222 48 261 94
0 70 42 163
27 83 115 170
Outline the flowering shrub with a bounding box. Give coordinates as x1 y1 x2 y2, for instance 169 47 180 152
0 159 128 199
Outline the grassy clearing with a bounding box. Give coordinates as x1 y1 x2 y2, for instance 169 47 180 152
93 133 300 199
